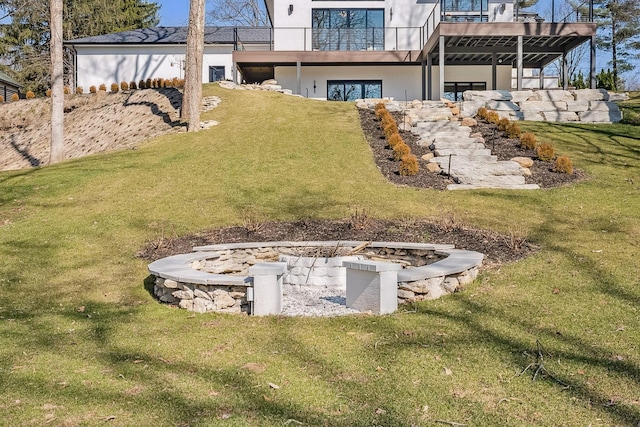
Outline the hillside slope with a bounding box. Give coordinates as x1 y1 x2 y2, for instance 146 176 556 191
0 88 183 171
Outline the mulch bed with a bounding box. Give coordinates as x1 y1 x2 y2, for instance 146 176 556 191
138 109 592 268
358 108 586 189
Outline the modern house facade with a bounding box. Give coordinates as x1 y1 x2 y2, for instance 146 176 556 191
65 27 270 91
66 0 597 101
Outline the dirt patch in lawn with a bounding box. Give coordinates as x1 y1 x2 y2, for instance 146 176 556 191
138 217 537 270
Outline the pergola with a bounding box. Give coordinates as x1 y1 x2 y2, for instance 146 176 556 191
419 22 598 99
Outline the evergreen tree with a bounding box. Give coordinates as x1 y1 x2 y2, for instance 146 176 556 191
0 0 160 94
595 0 640 91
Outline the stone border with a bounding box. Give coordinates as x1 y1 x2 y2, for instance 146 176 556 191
148 241 484 315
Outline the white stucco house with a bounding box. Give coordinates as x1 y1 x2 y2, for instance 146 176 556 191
66 0 597 101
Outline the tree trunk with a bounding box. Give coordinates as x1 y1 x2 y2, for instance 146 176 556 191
182 0 205 132
50 0 64 163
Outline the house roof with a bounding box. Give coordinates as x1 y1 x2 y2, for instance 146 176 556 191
65 26 271 45
0 70 22 87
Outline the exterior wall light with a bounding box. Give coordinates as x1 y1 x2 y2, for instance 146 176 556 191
390 7 393 20
288 4 293 15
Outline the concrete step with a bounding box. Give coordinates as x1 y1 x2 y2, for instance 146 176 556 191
435 148 492 157
432 141 485 149
431 155 498 164
455 175 527 186
447 183 541 190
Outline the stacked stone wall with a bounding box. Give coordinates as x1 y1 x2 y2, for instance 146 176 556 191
461 89 624 123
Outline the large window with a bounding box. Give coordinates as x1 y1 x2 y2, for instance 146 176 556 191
312 9 384 51
443 82 486 101
327 80 382 101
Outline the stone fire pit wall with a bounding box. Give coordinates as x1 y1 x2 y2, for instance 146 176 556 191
148 241 484 315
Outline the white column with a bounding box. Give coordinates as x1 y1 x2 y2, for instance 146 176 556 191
344 260 402 315
249 262 287 316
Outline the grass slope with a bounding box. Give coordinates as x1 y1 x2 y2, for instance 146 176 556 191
0 84 639 426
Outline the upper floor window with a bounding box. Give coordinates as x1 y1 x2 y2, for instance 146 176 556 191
312 9 384 51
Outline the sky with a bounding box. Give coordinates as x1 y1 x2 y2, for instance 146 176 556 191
156 0 191 26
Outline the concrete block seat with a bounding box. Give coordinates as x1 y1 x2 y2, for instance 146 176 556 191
148 241 485 315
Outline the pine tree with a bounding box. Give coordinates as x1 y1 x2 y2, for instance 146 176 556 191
0 0 160 94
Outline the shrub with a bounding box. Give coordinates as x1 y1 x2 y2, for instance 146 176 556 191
145 78 152 89
505 122 522 139
380 112 395 128
497 117 510 131
89 85 97 94
536 142 555 162
0 95 3 103
46 89 52 97
520 132 536 149
129 81 137 90
388 133 403 148
174 78 184 88
64 86 71 95
476 107 488 120
110 83 119 93
26 91 35 99
393 142 411 160
139 80 146 89
11 93 19 101
165 79 173 88
120 81 129 91
399 154 419 176
76 86 83 95
553 156 574 174
383 122 398 139
486 110 500 124
99 83 107 91
158 78 165 88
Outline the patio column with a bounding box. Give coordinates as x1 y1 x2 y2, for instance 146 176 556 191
296 61 301 95
590 35 597 89
421 58 426 101
233 62 238 84
539 67 545 89
491 53 497 90
517 35 523 91
562 52 568 90
439 36 445 100
427 53 433 100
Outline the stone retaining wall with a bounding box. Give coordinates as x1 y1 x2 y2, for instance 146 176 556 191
461 89 624 123
149 242 483 315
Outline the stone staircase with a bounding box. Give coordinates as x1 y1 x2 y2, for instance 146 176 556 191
411 119 540 190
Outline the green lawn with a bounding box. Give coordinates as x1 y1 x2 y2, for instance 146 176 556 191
0 84 639 426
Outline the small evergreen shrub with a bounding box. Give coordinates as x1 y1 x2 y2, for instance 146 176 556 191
536 142 555 162
129 81 137 90
520 132 536 149
99 83 107 91
165 79 173 88
380 112 395 127
120 81 129 91
145 78 152 89
76 86 83 95
46 89 52 97
64 86 71 95
158 78 165 88
383 122 398 139
175 78 185 88
553 156 574 174
486 111 500 124
90 85 97 94
505 122 522 138
26 91 35 99
388 133 403 148
11 93 19 101
399 154 419 176
497 117 510 131
476 107 488 120
139 80 146 89
110 83 119 93
393 142 411 160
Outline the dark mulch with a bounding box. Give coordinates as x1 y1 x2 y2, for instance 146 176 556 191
139 110 598 268
138 217 537 269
